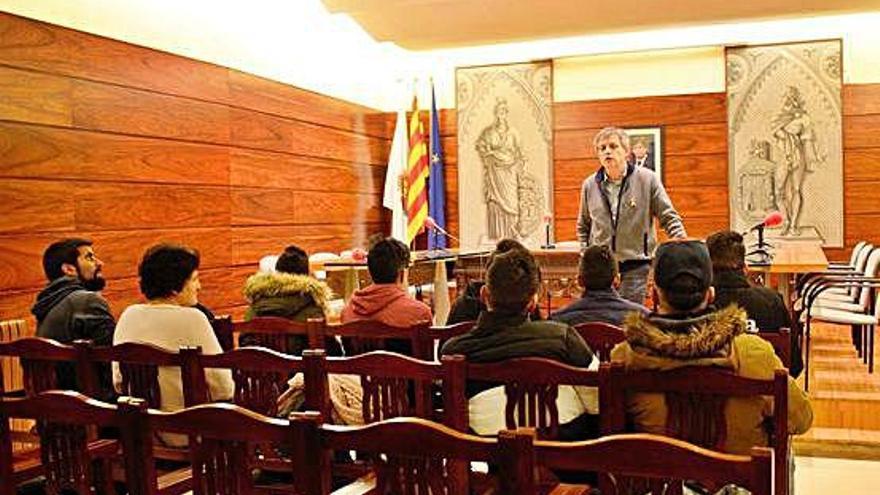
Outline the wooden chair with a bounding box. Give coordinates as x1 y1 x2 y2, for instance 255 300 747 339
604 363 789 495
321 319 432 359
234 316 323 354
118 399 296 495
0 391 135 495
535 433 773 495
572 322 626 362
0 337 96 472
464 357 602 439
759 328 793 371
290 413 535 495
420 321 476 361
306 350 466 429
81 341 200 464
191 346 317 476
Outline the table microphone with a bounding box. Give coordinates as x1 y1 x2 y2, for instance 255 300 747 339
745 211 783 263
426 216 460 243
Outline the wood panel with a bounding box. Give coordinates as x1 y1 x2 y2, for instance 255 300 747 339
230 108 388 165
231 223 385 266
228 70 393 139
74 184 231 230
229 149 384 194
0 180 75 233
0 66 71 126
72 80 231 143
0 122 230 185
843 149 880 182
844 115 880 150
554 93 727 129
0 12 231 104
843 84 880 116
293 192 385 225
0 13 391 324
844 182 880 215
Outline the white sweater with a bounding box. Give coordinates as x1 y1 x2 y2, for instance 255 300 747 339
113 304 234 445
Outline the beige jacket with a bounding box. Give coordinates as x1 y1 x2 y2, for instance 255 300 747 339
610 305 813 455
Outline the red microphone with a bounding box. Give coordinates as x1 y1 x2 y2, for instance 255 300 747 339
749 211 783 231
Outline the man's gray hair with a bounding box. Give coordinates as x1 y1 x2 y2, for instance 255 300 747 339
592 127 631 153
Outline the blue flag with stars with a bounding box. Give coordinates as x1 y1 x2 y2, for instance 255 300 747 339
428 83 447 249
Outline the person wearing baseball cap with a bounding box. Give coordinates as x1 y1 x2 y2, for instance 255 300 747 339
610 239 813 458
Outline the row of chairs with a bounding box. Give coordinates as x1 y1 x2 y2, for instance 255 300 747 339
213 316 794 370
795 240 880 388
0 336 792 495
1 390 775 495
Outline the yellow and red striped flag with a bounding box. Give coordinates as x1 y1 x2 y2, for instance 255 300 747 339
405 96 429 244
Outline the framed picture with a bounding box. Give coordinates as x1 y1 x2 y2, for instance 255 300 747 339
624 126 663 183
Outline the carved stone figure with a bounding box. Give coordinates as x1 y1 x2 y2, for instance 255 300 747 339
772 87 825 236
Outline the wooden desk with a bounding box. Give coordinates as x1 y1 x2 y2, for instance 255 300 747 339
454 246 583 313
748 240 828 304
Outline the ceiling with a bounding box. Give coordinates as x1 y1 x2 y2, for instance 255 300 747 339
322 0 880 50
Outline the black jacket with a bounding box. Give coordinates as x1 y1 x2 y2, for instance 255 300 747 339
551 288 648 327
712 270 803 377
441 310 594 397
31 276 116 398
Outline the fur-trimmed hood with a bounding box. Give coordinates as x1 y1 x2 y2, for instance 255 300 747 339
615 305 748 369
243 272 332 318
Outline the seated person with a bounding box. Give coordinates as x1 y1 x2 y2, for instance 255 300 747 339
447 238 542 324
113 243 233 446
31 238 116 400
552 245 648 327
611 239 813 455
341 238 432 354
706 230 803 376
441 249 598 441
241 244 339 355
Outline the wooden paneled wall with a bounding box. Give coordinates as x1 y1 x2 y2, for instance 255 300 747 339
440 85 880 260
0 13 393 322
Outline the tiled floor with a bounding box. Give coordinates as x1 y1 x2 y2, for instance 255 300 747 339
795 456 880 494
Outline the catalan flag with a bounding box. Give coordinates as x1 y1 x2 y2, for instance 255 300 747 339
406 97 429 244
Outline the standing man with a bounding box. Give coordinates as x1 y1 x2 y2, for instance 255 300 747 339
577 127 686 304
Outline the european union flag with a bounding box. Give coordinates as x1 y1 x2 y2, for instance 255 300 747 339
428 83 447 250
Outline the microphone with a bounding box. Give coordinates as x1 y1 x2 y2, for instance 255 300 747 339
747 211 784 232
425 216 459 243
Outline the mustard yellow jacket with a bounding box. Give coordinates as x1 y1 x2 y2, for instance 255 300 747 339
610 305 813 455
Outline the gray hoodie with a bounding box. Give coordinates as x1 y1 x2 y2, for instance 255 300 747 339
577 163 686 262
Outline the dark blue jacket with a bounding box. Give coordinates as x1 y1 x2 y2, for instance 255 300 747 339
551 288 647 327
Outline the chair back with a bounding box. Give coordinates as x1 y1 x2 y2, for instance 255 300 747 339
84 341 193 409
605 363 788 495
419 321 475 361
856 248 880 308
290 413 535 495
0 338 85 396
573 321 626 362
322 319 431 357
535 433 773 495
0 391 134 495
465 357 600 439
758 328 792 371
306 350 466 429
234 316 323 354
122 400 294 495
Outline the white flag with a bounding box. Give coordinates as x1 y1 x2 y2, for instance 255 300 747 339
383 109 409 243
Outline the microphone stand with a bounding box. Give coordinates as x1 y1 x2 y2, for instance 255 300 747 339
746 224 774 265
541 222 556 249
